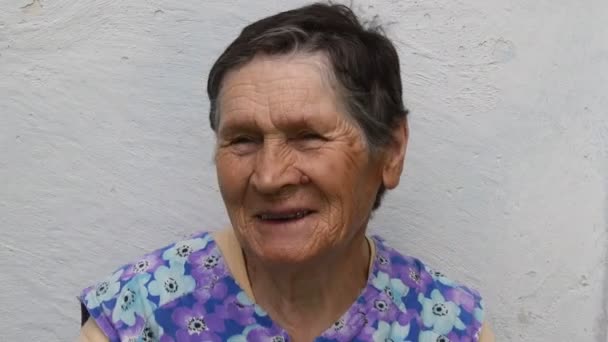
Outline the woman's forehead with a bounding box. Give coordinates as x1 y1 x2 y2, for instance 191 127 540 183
217 54 342 130
219 54 332 101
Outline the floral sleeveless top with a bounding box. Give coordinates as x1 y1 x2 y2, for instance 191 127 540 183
80 231 484 341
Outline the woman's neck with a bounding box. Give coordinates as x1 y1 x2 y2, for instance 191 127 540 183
244 232 371 342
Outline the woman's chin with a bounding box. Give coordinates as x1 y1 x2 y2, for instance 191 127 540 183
253 244 319 266
248 216 329 265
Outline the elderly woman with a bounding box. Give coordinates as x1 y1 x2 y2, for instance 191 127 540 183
79 3 493 342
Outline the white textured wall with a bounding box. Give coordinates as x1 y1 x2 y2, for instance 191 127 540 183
1 0 606 341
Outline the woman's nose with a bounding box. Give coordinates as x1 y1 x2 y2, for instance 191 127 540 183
250 141 301 195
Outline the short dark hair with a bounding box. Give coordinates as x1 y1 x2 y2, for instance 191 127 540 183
207 2 408 210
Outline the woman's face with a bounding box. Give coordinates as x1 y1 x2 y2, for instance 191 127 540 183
215 53 403 265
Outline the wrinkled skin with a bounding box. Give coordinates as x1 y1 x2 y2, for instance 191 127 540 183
214 53 406 268
79 52 498 342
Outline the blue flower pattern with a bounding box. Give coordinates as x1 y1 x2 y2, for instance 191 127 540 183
84 269 123 309
80 232 484 341
418 289 466 335
371 271 410 312
372 321 411 342
161 235 210 266
111 273 154 326
147 263 196 306
236 291 268 317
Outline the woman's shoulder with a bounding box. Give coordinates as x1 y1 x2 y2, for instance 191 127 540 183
369 235 485 339
78 230 222 340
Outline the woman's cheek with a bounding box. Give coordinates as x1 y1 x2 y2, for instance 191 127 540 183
216 156 247 201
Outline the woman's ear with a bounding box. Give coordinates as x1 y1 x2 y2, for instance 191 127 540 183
382 118 409 190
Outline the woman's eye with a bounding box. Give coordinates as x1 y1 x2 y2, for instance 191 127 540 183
291 131 326 150
231 136 256 145
297 132 324 141
227 135 259 154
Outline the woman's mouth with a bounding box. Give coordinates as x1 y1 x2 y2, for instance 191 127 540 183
256 209 313 222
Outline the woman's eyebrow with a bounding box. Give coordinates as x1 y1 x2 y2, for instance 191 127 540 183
218 118 261 137
218 123 247 137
